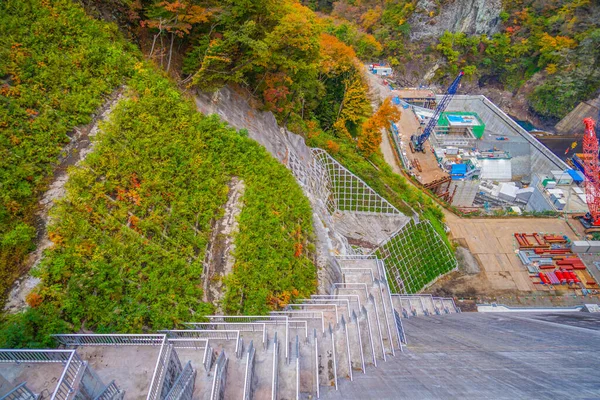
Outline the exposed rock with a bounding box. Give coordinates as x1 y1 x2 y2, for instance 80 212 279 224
4 89 124 313
409 0 502 41
202 177 245 312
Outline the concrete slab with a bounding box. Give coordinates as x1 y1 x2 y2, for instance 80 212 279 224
324 312 600 399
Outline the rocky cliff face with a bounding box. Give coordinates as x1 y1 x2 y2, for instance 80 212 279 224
409 0 502 41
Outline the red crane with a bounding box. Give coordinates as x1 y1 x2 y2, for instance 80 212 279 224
582 117 600 226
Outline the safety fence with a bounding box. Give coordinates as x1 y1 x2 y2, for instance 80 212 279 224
210 350 228 400
242 341 256 400
164 361 195 400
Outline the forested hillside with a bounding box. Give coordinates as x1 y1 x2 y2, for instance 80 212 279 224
317 0 600 120
0 0 315 347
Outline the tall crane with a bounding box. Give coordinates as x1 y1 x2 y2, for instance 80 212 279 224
411 71 464 153
582 117 600 227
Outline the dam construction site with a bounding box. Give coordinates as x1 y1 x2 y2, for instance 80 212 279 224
1 0 600 399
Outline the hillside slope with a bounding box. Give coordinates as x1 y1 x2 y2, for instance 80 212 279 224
323 0 600 124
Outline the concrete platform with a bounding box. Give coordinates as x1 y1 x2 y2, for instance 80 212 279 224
324 312 600 399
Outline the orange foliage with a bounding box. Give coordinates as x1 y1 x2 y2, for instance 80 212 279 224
319 33 357 75
26 292 43 308
326 139 340 154
357 98 401 157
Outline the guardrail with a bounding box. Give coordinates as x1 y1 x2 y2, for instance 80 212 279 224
377 259 404 351
243 341 256 400
165 361 196 400
236 336 244 359
294 336 300 400
168 338 209 349
95 380 123 400
52 352 85 400
393 309 407 345
374 279 395 357
271 333 279 400
203 343 214 373
314 329 320 399
351 311 365 373
340 316 353 382
2 382 37 400
146 338 170 400
0 349 73 363
210 350 228 400
271 311 325 334
361 306 376 367
161 330 240 356
53 334 165 346
329 325 338 390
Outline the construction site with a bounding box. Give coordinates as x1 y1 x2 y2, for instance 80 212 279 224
381 69 600 234
2 66 600 400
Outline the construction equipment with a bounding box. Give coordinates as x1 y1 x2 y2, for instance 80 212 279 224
411 71 464 153
580 117 600 230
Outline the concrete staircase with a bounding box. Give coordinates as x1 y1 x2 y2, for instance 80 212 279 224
158 256 459 399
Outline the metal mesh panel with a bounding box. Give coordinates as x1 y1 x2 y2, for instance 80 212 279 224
373 219 457 293
288 148 401 216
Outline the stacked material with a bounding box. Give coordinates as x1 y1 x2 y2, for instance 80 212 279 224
557 258 587 270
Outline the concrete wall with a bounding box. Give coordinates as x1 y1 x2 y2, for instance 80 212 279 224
446 95 569 180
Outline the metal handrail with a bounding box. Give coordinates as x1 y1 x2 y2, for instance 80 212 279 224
51 352 85 400
146 338 169 400
165 361 195 400
210 350 228 400
0 349 73 363
329 325 338 390
242 341 255 400
95 381 122 400
314 330 320 399
53 334 165 347
2 382 37 400
168 338 209 349
202 343 214 373
378 259 404 350
271 333 279 400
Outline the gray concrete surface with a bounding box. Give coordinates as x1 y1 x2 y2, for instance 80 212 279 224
324 312 600 399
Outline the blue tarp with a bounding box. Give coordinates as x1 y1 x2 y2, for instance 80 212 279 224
567 168 584 183
451 164 467 174
392 96 400 105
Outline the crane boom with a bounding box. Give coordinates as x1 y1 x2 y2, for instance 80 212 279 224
411 71 464 152
582 117 600 226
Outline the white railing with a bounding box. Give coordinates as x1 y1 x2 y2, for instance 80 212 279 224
185 322 266 333
53 334 165 346
314 330 320 399
51 352 85 400
341 267 375 283
341 317 353 382
146 338 170 400
210 350 228 400
294 336 300 400
236 336 244 359
329 325 338 390
271 333 279 400
286 304 339 325
203 343 214 373
95 380 122 400
271 311 325 334
165 361 196 400
0 349 73 363
242 341 256 400
378 259 404 350
361 306 377 367
352 311 365 373
375 279 395 357
168 338 208 349
2 382 37 400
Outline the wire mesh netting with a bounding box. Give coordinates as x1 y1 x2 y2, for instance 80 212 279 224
287 145 456 293
309 149 401 215
373 219 457 293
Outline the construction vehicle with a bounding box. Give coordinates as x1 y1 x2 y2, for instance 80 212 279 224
579 117 600 232
411 71 464 153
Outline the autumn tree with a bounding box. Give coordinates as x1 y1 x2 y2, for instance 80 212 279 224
357 98 401 157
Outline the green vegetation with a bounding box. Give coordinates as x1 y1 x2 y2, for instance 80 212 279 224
1 0 315 347
321 0 600 120
375 219 456 293
0 0 137 305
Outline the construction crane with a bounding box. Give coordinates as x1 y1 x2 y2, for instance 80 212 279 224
411 71 464 153
581 117 600 228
